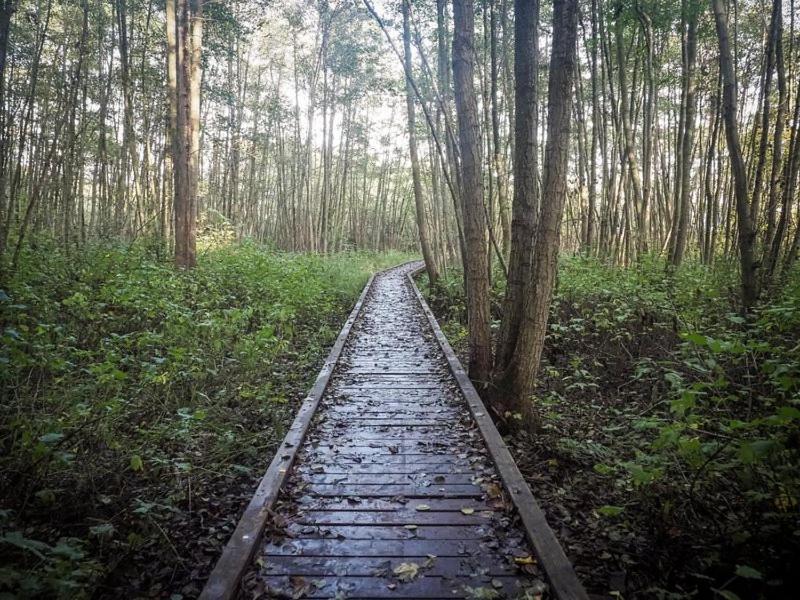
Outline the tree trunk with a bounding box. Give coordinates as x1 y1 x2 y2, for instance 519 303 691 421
452 0 492 383
495 0 539 374
403 0 440 287
170 0 201 268
711 0 758 310
502 0 579 405
670 0 698 266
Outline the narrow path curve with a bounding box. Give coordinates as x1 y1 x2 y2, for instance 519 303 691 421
242 263 550 599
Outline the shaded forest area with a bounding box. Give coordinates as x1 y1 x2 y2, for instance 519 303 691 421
0 0 798 598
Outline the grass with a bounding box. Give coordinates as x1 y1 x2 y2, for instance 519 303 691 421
0 239 413 598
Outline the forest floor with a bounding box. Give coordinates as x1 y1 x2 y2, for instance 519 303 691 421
2 246 798 600
0 240 411 599
424 258 800 600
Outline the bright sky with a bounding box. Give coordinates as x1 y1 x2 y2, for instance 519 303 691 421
238 0 408 161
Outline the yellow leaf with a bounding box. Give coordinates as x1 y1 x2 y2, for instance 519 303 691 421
484 482 502 498
393 562 419 582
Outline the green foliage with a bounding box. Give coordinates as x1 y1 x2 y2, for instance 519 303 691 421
425 254 800 596
0 240 411 596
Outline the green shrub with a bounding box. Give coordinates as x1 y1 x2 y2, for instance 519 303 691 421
0 240 412 596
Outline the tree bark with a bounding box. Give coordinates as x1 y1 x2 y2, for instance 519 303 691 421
452 0 492 383
502 0 579 404
670 0 698 266
711 0 758 310
170 0 201 268
495 0 538 374
403 0 440 287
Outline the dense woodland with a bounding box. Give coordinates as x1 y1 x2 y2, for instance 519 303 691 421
0 0 799 598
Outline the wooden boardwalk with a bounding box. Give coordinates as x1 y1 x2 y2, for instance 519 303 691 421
200 263 586 600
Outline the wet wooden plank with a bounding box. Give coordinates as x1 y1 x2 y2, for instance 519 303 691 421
335 384 444 391
284 523 491 540
300 473 479 485
323 404 450 410
264 538 522 558
310 427 474 439
293 498 500 513
261 555 516 577
300 483 484 498
293 510 495 525
297 455 483 467
299 443 467 453
321 419 454 427
259 575 531 598
294 466 483 477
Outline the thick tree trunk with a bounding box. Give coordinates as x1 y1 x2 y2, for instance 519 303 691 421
495 0 538 374
170 0 200 268
452 0 492 383
502 0 579 405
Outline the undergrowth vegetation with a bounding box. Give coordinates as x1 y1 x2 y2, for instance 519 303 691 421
425 256 800 600
0 240 410 598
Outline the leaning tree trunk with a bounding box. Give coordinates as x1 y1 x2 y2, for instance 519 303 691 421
502 0 579 406
403 0 440 287
711 0 758 310
452 0 492 383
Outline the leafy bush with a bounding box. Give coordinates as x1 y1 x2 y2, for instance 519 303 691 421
0 240 411 596
424 255 800 598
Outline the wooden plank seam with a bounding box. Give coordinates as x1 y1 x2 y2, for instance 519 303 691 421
199 273 377 600
405 267 589 600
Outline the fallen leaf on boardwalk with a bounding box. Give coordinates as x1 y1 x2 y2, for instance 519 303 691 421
289 575 311 599
463 586 500 599
404 524 418 530
514 555 536 565
415 504 430 511
423 554 437 568
484 482 503 499
386 583 397 590
393 562 420 582
461 507 475 515
491 579 504 589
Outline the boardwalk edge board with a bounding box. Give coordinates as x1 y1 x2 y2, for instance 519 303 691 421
406 268 590 600
199 273 377 600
